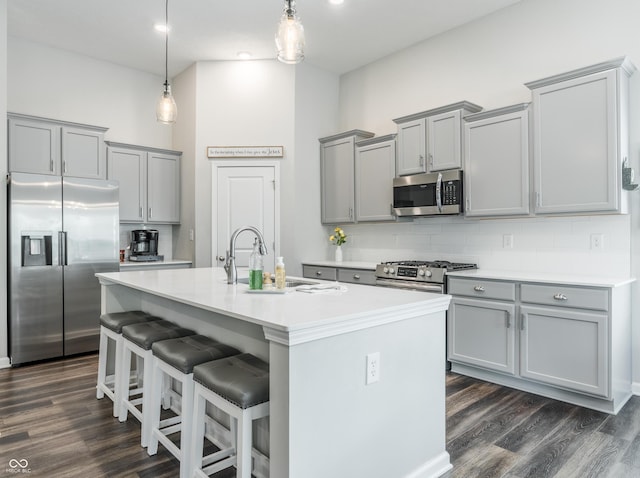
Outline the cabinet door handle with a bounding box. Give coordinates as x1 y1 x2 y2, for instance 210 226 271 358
553 293 568 301
139 207 143 218
473 285 485 292
520 313 525 331
50 159 55 172
419 155 424 167
505 312 511 328
149 207 153 219
62 161 67 174
429 153 433 166
315 270 323 276
217 255 225 262
353 274 360 280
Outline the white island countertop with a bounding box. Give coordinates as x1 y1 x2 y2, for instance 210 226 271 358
96 267 450 345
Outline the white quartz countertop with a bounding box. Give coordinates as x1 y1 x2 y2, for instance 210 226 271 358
96 267 449 342
447 269 635 288
302 260 377 270
120 259 193 268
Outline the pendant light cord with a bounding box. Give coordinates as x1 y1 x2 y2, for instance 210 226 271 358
164 0 169 90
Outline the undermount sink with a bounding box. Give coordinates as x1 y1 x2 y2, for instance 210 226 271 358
236 277 315 288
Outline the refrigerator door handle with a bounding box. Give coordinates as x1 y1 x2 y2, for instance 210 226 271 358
58 231 68 266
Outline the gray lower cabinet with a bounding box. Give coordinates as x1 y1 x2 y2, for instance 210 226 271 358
8 113 107 179
447 275 632 413
302 263 376 286
106 141 181 224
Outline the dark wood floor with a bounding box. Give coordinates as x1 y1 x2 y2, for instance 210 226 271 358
1 354 639 477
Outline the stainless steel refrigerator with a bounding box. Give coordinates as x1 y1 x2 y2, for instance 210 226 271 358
8 172 119 365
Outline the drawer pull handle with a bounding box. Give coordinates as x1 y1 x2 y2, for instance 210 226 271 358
553 293 568 301
353 274 360 280
316 271 323 276
473 285 485 292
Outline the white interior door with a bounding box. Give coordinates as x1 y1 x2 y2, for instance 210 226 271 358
213 164 278 273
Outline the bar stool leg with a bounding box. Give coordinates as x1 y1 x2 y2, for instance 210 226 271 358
119 344 133 422
96 328 109 399
191 389 207 478
146 357 164 456
237 409 252 478
141 351 154 448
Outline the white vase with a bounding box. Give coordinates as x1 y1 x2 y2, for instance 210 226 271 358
334 245 343 263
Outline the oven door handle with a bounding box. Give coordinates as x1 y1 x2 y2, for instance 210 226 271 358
375 279 444 293
435 172 443 213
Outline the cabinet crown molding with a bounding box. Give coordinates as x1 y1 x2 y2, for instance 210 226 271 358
525 56 637 90
356 133 396 147
393 100 483 124
8 112 108 132
318 129 374 144
105 141 182 156
464 103 530 123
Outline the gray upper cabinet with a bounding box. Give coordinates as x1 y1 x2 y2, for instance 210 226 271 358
393 101 482 176
526 57 636 215
320 130 374 224
355 134 397 222
8 113 107 179
395 118 426 176
106 141 181 224
463 104 530 217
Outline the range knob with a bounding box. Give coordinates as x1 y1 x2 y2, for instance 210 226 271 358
388 267 395 274
418 269 426 277
424 270 432 277
383 266 389 274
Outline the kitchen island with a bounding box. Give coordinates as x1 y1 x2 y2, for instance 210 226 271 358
96 267 452 478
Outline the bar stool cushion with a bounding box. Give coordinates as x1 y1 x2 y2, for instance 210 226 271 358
100 310 158 333
122 319 196 350
193 353 269 409
152 335 241 374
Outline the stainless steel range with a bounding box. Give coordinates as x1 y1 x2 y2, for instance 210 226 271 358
375 260 477 293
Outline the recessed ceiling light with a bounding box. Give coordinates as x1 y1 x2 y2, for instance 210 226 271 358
154 23 170 33
329 0 344 4
237 51 252 60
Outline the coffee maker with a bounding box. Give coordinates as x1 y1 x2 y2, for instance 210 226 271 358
129 229 163 262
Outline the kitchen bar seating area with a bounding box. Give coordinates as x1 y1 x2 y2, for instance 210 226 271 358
96 305 270 478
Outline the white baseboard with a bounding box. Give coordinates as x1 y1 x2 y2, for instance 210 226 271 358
0 356 11 369
632 381 640 395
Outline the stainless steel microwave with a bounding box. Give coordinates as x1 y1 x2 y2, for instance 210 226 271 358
393 170 464 217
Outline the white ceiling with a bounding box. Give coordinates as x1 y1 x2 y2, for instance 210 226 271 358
8 0 521 77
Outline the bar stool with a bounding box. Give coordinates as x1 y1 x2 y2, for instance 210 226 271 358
146 335 241 478
119 319 196 447
190 353 270 478
96 310 158 417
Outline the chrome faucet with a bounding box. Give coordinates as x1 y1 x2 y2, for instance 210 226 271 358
224 225 268 284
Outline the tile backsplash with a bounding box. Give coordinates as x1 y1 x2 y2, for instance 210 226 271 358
323 214 631 278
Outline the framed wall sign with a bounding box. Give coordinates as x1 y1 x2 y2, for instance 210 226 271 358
207 146 284 158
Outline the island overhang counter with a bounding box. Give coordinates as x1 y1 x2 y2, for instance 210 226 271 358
96 267 452 478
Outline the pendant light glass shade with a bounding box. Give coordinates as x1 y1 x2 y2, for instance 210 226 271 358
156 0 177 123
157 83 177 124
275 0 305 64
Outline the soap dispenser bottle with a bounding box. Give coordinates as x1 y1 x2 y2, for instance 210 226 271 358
275 256 286 290
248 239 263 290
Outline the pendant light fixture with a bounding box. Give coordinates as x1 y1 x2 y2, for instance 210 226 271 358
275 0 305 64
156 0 177 124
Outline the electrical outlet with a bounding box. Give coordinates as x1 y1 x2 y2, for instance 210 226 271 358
591 234 604 250
366 352 380 385
503 234 514 249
